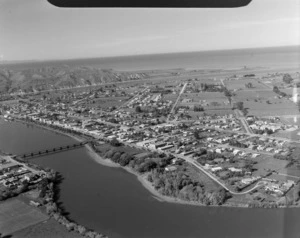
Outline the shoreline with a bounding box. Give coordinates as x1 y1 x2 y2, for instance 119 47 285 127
11 118 226 207
7 118 299 209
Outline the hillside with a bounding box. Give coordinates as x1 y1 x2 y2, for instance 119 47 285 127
0 66 148 94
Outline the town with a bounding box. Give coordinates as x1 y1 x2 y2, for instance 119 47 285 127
1 69 300 209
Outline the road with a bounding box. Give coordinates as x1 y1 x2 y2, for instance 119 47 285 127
167 82 187 121
239 117 253 134
2 154 42 174
220 78 225 87
120 139 264 195
278 173 300 180
117 86 149 110
164 151 265 195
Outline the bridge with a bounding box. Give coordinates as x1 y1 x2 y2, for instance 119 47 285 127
18 141 91 159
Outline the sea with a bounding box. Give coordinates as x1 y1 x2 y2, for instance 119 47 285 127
2 45 300 72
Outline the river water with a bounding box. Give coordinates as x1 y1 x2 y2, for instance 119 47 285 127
0 119 299 238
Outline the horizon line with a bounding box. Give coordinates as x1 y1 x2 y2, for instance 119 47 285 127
1 44 299 65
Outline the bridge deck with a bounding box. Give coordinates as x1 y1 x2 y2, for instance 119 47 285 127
18 141 90 159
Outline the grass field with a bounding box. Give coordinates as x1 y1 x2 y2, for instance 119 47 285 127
266 173 299 182
245 101 298 116
252 156 290 177
233 90 298 116
186 163 221 191
182 92 228 101
163 94 178 103
0 198 49 236
225 78 268 90
180 92 231 112
234 90 276 100
11 218 82 238
278 165 300 178
274 128 300 140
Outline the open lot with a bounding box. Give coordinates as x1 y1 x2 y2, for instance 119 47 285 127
252 156 290 177
0 198 49 236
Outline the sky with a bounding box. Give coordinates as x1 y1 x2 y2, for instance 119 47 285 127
0 0 299 61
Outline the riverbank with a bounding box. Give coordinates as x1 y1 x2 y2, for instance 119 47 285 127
12 118 222 207
10 118 299 209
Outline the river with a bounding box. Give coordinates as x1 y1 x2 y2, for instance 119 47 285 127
0 119 299 238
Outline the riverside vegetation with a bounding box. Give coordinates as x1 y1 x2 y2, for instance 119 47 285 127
92 140 230 206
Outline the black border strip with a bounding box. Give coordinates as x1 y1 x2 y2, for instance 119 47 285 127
47 0 252 8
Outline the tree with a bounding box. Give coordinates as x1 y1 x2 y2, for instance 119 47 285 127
45 202 58 214
77 225 87 235
283 74 293 84
119 153 132 166
110 138 121 146
66 222 76 231
242 107 248 116
193 130 201 140
273 86 280 94
245 82 253 88
135 106 142 113
105 149 116 158
193 105 204 112
111 152 121 163
224 89 232 98
137 159 157 173
234 101 244 110
297 101 300 112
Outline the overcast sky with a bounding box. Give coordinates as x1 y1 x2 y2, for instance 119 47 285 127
0 0 299 61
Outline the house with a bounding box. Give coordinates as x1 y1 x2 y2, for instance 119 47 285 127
154 142 167 149
160 145 174 151
214 158 224 163
233 149 240 155
211 166 222 172
30 201 41 207
165 165 177 172
228 167 243 172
